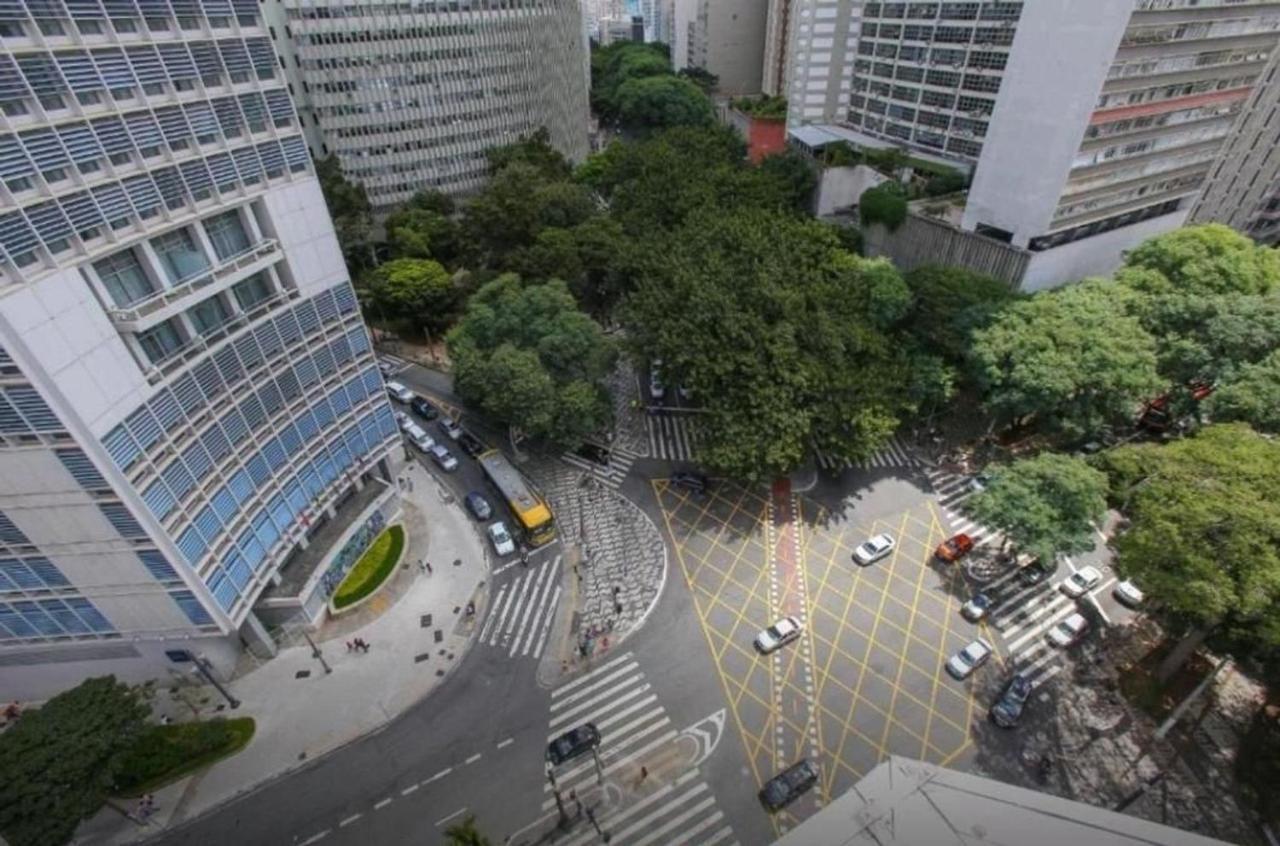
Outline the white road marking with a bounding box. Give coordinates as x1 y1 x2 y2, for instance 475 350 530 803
339 814 362 828
532 585 561 659
479 585 509 644
425 767 452 784
374 798 392 810
1032 664 1064 688
401 784 419 796
435 807 468 828
549 679 651 732
550 651 635 698
1006 603 1078 654
299 831 330 845
518 557 562 655
551 661 641 711
499 566 538 643
511 557 558 656
464 753 482 765
1088 577 1117 624
631 799 718 846
558 770 701 846
497 737 514 749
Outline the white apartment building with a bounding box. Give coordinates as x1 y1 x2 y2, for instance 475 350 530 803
673 0 771 95
839 0 1280 289
764 0 861 125
0 0 400 701
262 0 591 214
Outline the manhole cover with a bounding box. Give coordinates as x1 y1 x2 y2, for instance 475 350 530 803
421 614 432 628
434 629 443 643
295 670 311 679
453 558 462 567
415 653 431 664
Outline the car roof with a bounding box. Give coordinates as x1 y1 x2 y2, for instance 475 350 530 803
1062 613 1087 629
870 533 893 545
1079 566 1101 578
467 492 486 503
386 381 406 391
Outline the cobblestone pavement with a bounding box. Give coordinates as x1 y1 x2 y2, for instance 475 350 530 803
606 357 651 457
525 453 666 641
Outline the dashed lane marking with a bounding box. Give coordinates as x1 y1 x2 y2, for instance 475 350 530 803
435 807 468 828
374 798 392 810
401 784 419 796
497 737 514 749
425 767 452 784
339 814 362 828
299 830 330 845
464 753 482 765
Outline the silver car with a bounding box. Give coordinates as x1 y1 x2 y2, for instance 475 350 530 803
946 638 993 680
487 521 516 556
1047 613 1089 648
754 616 802 654
852 533 895 566
1061 566 1102 598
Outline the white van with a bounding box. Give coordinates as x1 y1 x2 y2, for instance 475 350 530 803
403 422 435 452
385 381 414 403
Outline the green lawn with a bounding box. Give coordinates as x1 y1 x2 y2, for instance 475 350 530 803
115 717 255 796
332 524 405 610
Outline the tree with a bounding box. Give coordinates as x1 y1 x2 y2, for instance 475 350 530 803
569 214 632 317
859 182 907 231
677 65 718 94
591 42 672 118
383 206 460 265
1097 424 1280 682
506 228 584 284
484 128 572 182
969 280 1163 438
1208 349 1280 433
358 258 459 333
315 155 376 274
0 677 149 846
448 276 616 450
757 150 817 213
444 815 492 846
1116 223 1280 298
624 208 923 480
965 453 1109 561
460 163 594 267
615 75 715 129
903 265 1015 364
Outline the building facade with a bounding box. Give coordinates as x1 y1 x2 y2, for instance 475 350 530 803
0 0 399 700
777 0 862 125
673 0 771 96
839 0 1280 288
263 0 590 215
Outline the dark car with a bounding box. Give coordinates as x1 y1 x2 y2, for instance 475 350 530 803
759 759 819 812
464 492 492 521
989 674 1033 728
410 396 439 421
671 471 708 495
1019 557 1051 587
574 442 611 467
546 723 600 766
458 432 486 458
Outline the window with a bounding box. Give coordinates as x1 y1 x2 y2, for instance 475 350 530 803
93 250 157 309
151 229 210 284
189 296 230 335
203 211 251 261
233 272 273 311
98 503 146 538
138 319 185 365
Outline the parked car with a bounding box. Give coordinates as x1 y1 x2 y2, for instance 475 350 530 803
1113 580 1144 608
378 359 396 377
989 674 1033 728
403 422 434 452
1061 566 1102 598
487 521 516 556
960 593 993 623
546 723 600 766
754 616 802 654
395 411 411 431
758 759 819 812
935 533 975 563
464 492 492 521
385 381 413 403
428 443 458 471
853 533 896 566
1018 557 1051 587
457 432 486 458
438 416 463 440
410 396 439 420
671 471 708 495
946 638 993 680
648 359 666 400
1047 612 1089 648
969 473 991 493
574 442 611 467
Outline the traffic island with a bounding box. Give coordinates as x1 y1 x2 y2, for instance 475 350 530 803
328 524 406 615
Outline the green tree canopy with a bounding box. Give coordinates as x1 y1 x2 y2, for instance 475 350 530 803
358 258 459 333
460 162 596 267
444 814 492 846
859 182 908 231
484 128 573 182
615 75 715 129
903 265 1016 365
1208 348 1280 433
677 65 718 93
383 206 460 266
966 453 1108 561
970 280 1163 438
1116 223 1280 298
1097 423 1280 677
591 42 672 119
757 151 817 213
506 227 584 285
315 155 376 274
0 677 149 846
448 276 616 449
624 208 923 480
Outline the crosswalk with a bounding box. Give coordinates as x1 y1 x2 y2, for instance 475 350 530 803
647 414 699 462
927 466 1002 549
968 564 1077 689
560 445 642 490
814 434 919 472
545 653 738 846
478 555 562 659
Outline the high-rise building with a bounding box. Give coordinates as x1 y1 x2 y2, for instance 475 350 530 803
0 0 400 700
673 0 771 96
839 0 1280 288
262 0 590 215
765 0 861 125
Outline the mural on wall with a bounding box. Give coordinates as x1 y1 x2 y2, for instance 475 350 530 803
320 510 387 598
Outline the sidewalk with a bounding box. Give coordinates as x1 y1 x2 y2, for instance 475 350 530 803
75 458 489 845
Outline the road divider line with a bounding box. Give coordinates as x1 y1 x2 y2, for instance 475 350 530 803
497 737 514 749
339 813 362 828
299 830 330 845
435 807 468 828
425 767 452 784
464 753 481 765
374 798 392 810
401 784 418 796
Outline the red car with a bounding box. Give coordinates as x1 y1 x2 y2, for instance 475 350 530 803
935 533 974 562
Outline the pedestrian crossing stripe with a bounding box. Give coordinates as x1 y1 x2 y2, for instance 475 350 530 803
814 434 918 472
478 555 561 659
544 656 740 846
646 414 699 462
559 446 640 491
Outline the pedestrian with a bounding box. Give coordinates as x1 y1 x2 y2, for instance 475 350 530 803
614 601 623 617
425 560 433 575
640 766 648 782
346 640 354 652
418 558 426 574
362 638 371 652
613 586 620 597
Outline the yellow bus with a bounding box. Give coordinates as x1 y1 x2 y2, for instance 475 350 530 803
477 450 556 547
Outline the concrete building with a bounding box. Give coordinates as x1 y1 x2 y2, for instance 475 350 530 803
673 0 771 96
837 0 1280 290
1191 45 1280 243
262 0 590 214
0 0 400 701
770 0 862 125
774 756 1229 846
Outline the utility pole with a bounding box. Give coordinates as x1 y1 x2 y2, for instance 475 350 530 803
546 766 569 829
188 652 239 709
303 631 333 674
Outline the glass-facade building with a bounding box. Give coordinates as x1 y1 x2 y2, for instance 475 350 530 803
0 0 398 698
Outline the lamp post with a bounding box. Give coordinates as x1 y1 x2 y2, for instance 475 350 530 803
188 652 239 709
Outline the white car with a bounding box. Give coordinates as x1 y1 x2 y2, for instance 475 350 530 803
1061 566 1102 598
946 638 993 680
403 422 435 452
1047 612 1089 647
1113 580 1144 608
429 443 458 471
385 381 414 403
649 360 665 400
852 533 895 566
754 616 802 654
438 416 463 440
487 521 516 556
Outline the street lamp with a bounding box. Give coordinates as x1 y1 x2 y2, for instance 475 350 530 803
187 651 240 709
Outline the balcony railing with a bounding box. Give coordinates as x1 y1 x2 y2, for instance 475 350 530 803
106 239 279 325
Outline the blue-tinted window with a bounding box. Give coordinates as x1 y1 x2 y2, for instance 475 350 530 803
237 525 264 569
6 386 62 431
25 557 68 588
0 558 40 590
14 600 60 635
301 465 323 497
240 394 266 429
262 436 285 468
102 426 141 470
295 410 318 442
138 550 180 582
211 486 237 522
202 424 231 462
177 525 207 565
208 569 237 611
284 479 307 515
193 505 221 541
278 423 302 456
246 453 270 485
228 468 254 504
66 598 113 633
225 551 251 589
252 510 279 552
221 408 249 445
99 503 146 538
0 510 30 545
171 590 214 626
43 599 91 634
56 448 110 490
161 459 195 500
268 493 291 531
182 441 212 479
142 480 176 521
0 605 36 638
